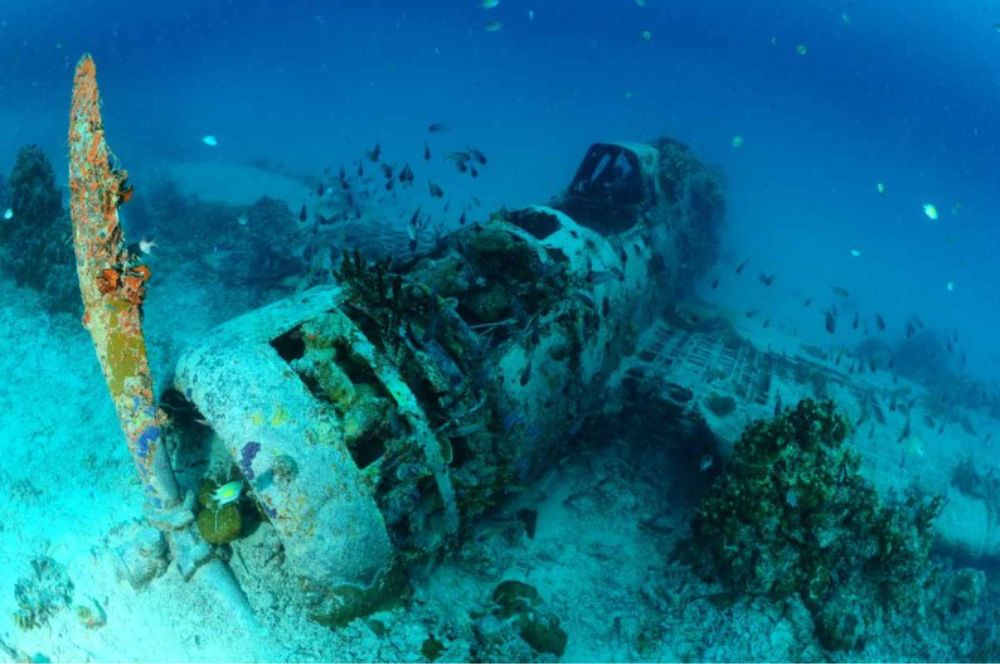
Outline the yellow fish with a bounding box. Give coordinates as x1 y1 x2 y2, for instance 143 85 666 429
211 480 243 507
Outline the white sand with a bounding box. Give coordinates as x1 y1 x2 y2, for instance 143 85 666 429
158 161 315 213
0 274 674 661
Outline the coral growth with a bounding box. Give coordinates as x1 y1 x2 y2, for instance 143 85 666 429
218 196 306 290
477 580 568 659
704 392 736 418
196 479 244 545
1 144 78 312
650 136 726 285
680 398 942 652
126 183 305 308
13 556 74 630
197 503 243 545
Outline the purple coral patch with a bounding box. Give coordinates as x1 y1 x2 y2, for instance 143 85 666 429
135 426 161 459
240 441 261 481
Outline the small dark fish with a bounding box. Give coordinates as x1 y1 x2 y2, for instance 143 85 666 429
762 318 771 328
905 321 915 338
455 160 469 174
468 148 488 165
427 122 451 133
803 298 812 307
458 211 467 226
875 313 885 331
399 163 414 184
711 275 719 289
407 206 422 228
339 165 347 181
424 143 431 161
515 508 538 539
831 286 850 298
357 161 364 177
470 164 479 178
572 290 596 309
736 259 749 274
519 361 532 386
380 163 393 179
898 418 911 443
447 421 489 438
367 143 381 162
299 204 307 222
429 182 444 198
316 182 325 197
758 273 777 287
588 268 623 285
938 421 946 434
852 312 859 331
385 179 394 192
824 310 836 334
745 309 760 319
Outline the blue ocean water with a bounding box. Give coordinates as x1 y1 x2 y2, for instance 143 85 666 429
3 0 997 378
1 0 999 660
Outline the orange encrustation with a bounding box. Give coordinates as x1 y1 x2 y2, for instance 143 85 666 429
68 54 179 511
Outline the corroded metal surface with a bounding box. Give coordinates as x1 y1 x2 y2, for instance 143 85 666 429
171 140 723 624
68 54 179 510
173 287 401 624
